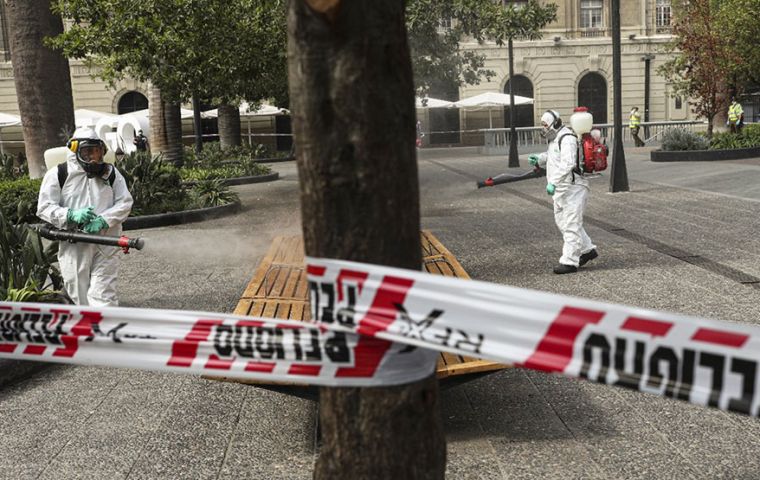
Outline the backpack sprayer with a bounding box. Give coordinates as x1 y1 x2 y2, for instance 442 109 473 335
32 224 145 254
476 106 608 189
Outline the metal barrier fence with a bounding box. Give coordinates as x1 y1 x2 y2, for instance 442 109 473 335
480 120 709 154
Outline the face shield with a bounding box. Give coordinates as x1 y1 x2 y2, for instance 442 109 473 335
74 138 107 177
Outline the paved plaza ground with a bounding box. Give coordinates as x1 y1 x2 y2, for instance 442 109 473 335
2 145 760 479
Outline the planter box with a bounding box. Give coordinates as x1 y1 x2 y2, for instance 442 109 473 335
123 201 241 230
651 146 760 162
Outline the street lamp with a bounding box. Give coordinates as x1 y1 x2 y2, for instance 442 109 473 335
642 53 655 139
609 0 629 192
507 36 519 168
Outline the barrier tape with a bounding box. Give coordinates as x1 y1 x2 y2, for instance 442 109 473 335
0 303 436 387
2 256 760 417
307 258 760 417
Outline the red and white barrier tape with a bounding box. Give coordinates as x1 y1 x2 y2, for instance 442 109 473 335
307 258 760 416
2 256 760 417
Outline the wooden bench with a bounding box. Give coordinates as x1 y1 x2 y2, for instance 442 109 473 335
215 231 508 399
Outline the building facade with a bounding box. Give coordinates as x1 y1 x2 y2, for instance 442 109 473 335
426 0 692 145
0 1 689 151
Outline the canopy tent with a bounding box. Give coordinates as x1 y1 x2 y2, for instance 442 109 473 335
129 108 198 120
453 92 534 128
0 112 21 128
74 108 118 127
0 112 21 155
415 96 454 108
201 102 290 118
201 102 290 146
453 92 533 108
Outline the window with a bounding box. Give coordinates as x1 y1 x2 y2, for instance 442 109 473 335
675 96 682 109
580 0 604 29
656 0 671 32
117 91 149 115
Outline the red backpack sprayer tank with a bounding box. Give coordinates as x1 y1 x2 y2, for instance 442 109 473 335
568 106 608 174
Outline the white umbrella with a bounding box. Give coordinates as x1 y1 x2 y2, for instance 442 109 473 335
0 112 21 128
202 102 289 118
201 103 290 146
0 112 20 156
74 108 118 127
415 96 454 108
129 108 198 120
453 92 533 108
453 92 534 128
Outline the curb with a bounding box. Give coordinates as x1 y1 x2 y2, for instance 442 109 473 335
651 146 760 162
255 154 295 164
123 201 241 231
182 172 280 187
182 171 279 187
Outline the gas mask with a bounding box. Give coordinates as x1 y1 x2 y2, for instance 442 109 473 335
540 110 562 142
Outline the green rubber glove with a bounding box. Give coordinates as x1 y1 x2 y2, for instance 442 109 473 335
546 183 556 196
82 216 108 234
67 206 95 225
528 154 540 167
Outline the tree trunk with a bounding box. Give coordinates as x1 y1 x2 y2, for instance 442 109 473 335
288 1 445 478
149 85 168 154
218 103 242 149
163 101 183 167
5 0 74 179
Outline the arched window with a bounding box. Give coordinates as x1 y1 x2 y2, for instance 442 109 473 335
578 73 607 124
503 75 534 127
117 91 149 114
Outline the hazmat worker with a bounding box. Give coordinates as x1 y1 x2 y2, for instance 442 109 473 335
37 127 133 306
728 98 744 133
528 110 597 274
629 107 645 147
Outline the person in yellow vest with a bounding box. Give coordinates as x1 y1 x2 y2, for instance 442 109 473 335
728 98 744 133
629 107 645 147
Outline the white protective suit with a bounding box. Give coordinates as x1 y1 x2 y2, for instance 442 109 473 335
37 151 133 306
535 125 596 267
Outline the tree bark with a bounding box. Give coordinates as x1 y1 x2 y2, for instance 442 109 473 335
288 1 445 478
163 101 183 167
218 103 242 149
5 0 75 179
149 85 168 154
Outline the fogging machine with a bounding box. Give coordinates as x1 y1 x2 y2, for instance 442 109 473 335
477 166 546 189
33 224 145 254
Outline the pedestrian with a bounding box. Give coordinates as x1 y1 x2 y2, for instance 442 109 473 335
133 129 149 152
37 127 134 306
629 106 645 147
416 120 424 148
728 98 744 134
528 110 597 274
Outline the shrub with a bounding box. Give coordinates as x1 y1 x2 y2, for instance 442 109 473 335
709 124 760 150
660 128 710 151
0 153 28 181
0 211 64 302
190 178 240 208
116 152 190 215
0 177 42 223
183 142 272 170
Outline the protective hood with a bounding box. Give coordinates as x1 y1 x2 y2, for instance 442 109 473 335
541 110 562 142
